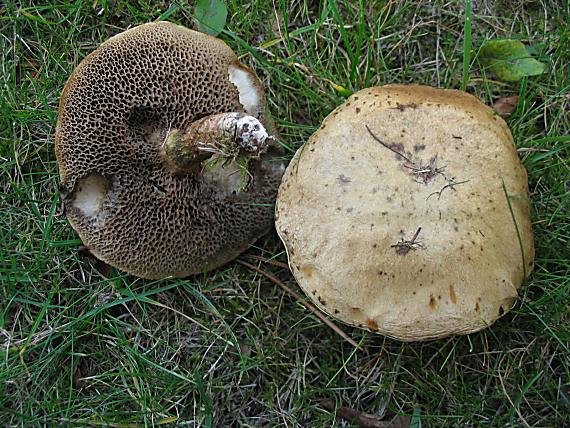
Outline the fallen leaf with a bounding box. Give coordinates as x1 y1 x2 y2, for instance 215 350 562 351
479 40 546 82
320 399 411 428
194 0 228 36
493 95 520 118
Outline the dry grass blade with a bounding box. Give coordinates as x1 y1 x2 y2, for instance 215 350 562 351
236 260 359 348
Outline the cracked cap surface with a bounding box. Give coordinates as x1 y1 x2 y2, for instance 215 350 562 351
55 21 283 279
275 84 534 341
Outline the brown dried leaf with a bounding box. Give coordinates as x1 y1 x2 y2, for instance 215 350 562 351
320 399 411 428
493 95 520 118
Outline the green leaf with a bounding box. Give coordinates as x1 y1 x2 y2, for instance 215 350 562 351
478 39 546 82
194 0 227 36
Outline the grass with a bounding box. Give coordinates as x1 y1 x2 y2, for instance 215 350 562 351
461 0 472 91
1 0 569 426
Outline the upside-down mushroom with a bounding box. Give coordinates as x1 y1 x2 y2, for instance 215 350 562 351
56 22 284 279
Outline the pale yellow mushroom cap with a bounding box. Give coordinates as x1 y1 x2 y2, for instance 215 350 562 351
275 84 534 341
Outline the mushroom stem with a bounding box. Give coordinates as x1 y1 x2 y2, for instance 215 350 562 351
161 112 273 174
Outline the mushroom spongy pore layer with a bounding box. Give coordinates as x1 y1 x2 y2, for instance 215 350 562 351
275 84 534 341
55 22 282 279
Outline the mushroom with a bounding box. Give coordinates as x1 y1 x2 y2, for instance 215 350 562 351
55 22 284 279
275 84 534 341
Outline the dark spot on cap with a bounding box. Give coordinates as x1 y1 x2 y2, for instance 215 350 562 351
429 295 437 309
449 285 457 304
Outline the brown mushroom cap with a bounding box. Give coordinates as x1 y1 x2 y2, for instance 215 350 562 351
55 22 284 279
275 84 534 341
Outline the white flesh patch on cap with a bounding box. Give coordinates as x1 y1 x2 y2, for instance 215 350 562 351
72 174 110 220
228 65 262 117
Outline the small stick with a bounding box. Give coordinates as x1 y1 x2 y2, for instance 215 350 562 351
391 227 423 255
237 260 359 348
320 399 411 428
410 227 422 243
365 125 413 164
427 179 470 200
244 254 290 270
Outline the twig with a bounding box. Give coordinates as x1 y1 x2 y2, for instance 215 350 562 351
410 227 422 243
244 254 290 270
366 125 446 185
427 179 470 200
236 260 359 348
405 156 446 184
320 399 411 428
391 227 424 255
365 125 413 164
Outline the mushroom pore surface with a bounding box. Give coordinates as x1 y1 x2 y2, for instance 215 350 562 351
275 84 534 341
56 22 284 279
